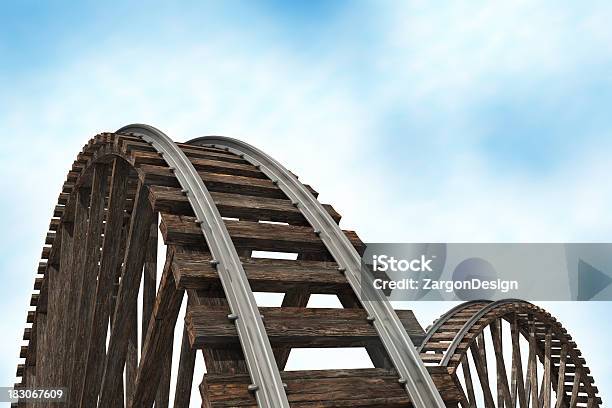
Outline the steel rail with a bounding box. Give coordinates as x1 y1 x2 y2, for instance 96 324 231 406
439 298 524 366
188 135 447 408
116 124 290 408
418 300 489 353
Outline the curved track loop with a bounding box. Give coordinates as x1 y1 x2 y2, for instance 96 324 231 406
420 299 601 408
188 135 446 408
15 128 461 408
118 124 290 408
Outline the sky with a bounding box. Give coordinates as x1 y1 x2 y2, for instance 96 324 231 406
1 0 612 405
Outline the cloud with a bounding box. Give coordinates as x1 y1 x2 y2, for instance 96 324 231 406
1 1 612 402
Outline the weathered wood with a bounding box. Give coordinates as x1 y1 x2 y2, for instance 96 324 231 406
129 250 184 408
527 316 539 407
149 185 340 224
126 298 138 402
160 213 365 254
469 341 495 408
79 158 131 407
133 150 265 178
70 163 110 403
173 326 196 408
460 355 476 408
336 290 392 368
543 330 552 408
194 287 248 374
142 213 158 346
98 181 155 407
186 306 425 349
173 248 347 293
63 187 90 398
490 320 512 407
555 344 568 408
510 314 527 408
139 164 286 199
275 287 311 369
155 339 173 408
201 367 462 408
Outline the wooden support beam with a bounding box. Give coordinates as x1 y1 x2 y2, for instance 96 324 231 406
469 341 495 408
70 163 110 403
510 314 527 408
460 354 476 407
143 213 158 345
555 344 568 408
128 249 184 408
98 181 155 407
173 325 196 408
126 299 138 402
490 319 513 407
543 330 552 408
569 368 581 407
63 187 90 398
79 158 130 407
527 316 539 407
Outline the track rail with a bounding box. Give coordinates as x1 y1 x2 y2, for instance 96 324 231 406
188 135 446 408
420 299 602 407
117 125 290 408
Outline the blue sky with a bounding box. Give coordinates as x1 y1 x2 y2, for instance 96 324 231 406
1 0 612 403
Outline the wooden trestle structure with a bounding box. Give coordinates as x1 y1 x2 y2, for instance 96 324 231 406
14 129 601 407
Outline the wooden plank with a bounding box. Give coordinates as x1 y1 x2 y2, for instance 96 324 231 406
79 158 131 407
143 213 158 345
510 315 527 408
186 306 425 348
173 326 196 408
133 151 265 178
555 344 568 408
336 290 392 368
160 213 365 254
98 181 155 407
543 330 552 408
172 249 348 293
70 163 110 403
460 354 476 408
469 341 495 408
126 299 138 403
129 250 184 408
201 367 462 408
490 320 512 407
139 164 286 199
62 187 90 399
527 317 539 407
149 185 340 224
193 287 248 374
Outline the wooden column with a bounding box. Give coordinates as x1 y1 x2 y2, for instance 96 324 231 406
98 181 155 407
173 324 197 408
128 249 184 408
62 187 90 397
79 159 130 407
70 163 110 403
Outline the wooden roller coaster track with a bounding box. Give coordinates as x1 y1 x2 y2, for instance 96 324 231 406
13 126 601 408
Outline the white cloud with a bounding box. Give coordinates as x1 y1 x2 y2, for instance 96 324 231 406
1 2 611 402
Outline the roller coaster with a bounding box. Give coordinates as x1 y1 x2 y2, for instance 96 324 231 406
14 125 601 407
